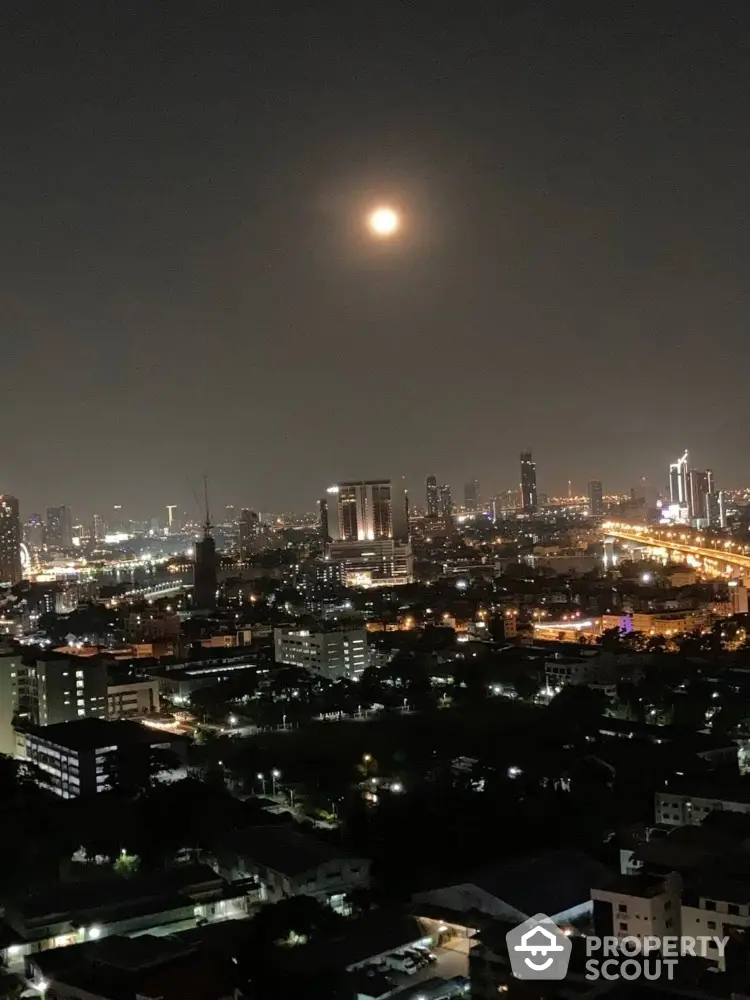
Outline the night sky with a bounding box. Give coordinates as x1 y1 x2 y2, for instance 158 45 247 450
3 2 749 519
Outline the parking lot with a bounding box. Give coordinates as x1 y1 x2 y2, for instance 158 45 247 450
381 944 468 993
415 946 468 983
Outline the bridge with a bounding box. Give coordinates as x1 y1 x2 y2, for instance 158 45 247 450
109 579 190 605
602 522 750 578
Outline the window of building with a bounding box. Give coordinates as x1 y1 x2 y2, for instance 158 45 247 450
618 903 628 914
705 900 717 911
619 922 628 932
728 904 740 916
707 921 716 930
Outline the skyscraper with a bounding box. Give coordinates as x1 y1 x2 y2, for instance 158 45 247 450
520 451 538 514
669 451 689 509
238 508 260 560
46 505 72 550
439 484 453 517
318 497 330 544
425 475 439 517
588 480 604 516
326 480 407 542
92 513 107 542
464 480 480 511
194 481 217 609
688 469 709 523
325 479 412 586
24 514 45 555
0 496 21 585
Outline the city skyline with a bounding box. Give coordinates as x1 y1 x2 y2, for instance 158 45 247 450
6 448 744 526
3 5 749 517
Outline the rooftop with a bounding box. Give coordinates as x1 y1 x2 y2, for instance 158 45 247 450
25 718 167 751
32 935 236 1000
8 864 224 929
281 911 425 974
219 825 367 878
592 873 668 898
446 849 614 919
660 776 750 804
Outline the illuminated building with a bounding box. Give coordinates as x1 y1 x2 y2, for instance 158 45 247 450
327 538 413 587
24 514 44 556
318 496 330 543
0 495 22 585
687 468 709 524
439 484 453 516
325 480 411 585
326 479 407 541
426 475 439 516
601 610 709 636
111 504 125 533
706 490 727 528
46 505 72 551
588 480 604 516
0 645 22 755
274 626 367 680
238 508 260 560
520 451 538 513
92 513 106 542
667 450 689 522
25 652 108 726
464 479 480 511
729 580 749 615
18 718 174 799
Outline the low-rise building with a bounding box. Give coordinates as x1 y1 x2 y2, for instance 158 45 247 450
591 873 680 941
274 626 367 679
107 676 160 718
215 825 370 908
16 718 182 799
25 651 108 726
681 876 750 971
655 779 750 827
27 935 239 1000
149 657 258 704
413 849 613 930
2 864 258 968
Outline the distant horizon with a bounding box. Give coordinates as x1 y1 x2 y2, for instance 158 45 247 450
3 6 748 525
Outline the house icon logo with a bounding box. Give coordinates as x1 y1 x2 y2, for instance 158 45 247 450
506 913 572 980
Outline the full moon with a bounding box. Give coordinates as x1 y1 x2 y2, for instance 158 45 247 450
367 206 400 237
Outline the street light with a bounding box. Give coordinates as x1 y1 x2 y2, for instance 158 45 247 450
256 772 267 795
272 769 281 795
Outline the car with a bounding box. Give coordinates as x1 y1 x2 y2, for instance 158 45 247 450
386 954 419 975
413 945 438 963
404 949 429 966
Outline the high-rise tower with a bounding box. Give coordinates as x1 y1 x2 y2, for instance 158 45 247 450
520 451 538 514
0 496 21 585
425 476 439 517
194 478 217 609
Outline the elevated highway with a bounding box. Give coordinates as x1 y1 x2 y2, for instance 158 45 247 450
602 522 750 578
